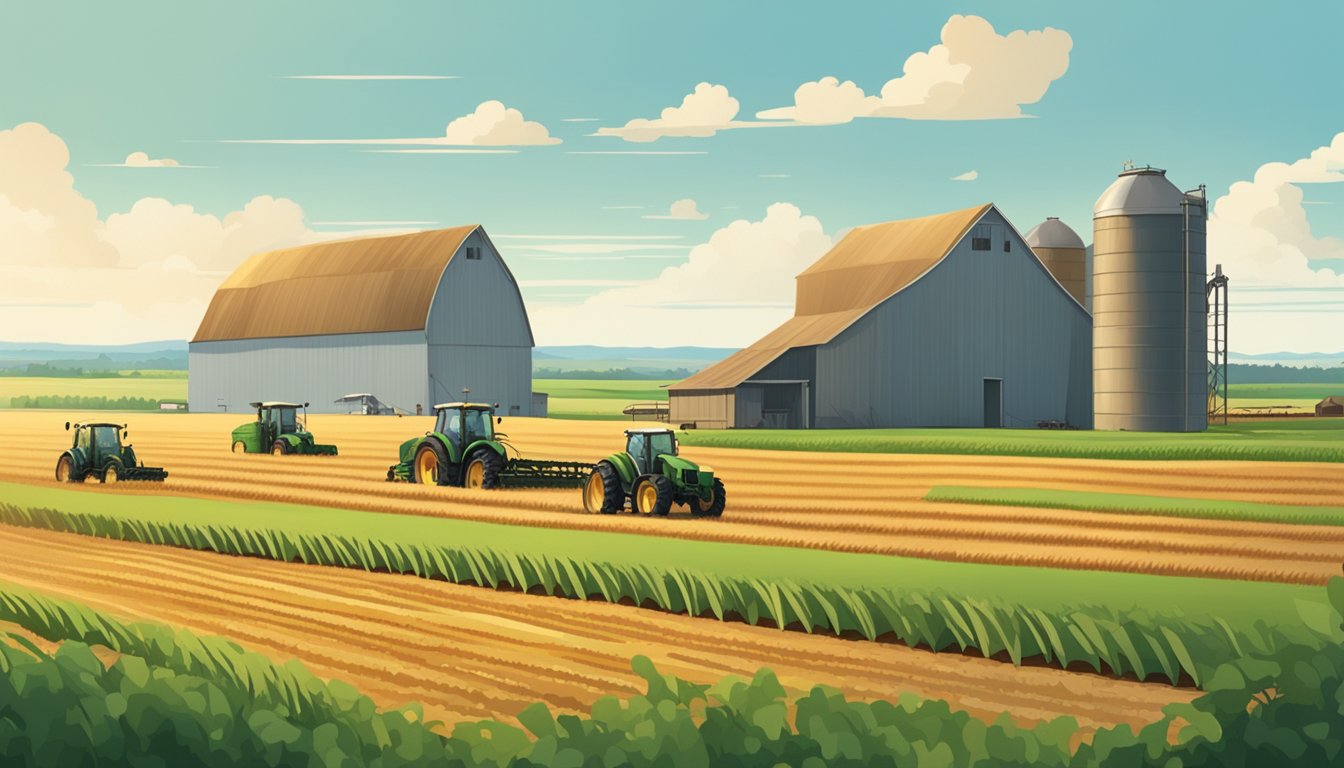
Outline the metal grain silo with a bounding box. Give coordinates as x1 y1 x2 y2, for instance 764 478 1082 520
1092 167 1207 432
1024 217 1086 306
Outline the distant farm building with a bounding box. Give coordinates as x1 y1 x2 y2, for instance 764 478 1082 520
668 204 1093 429
189 226 541 415
1317 397 1344 417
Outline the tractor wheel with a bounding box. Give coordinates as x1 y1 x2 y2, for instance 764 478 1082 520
583 462 623 514
271 440 289 456
691 478 727 518
55 455 77 483
464 449 504 490
633 475 673 516
413 441 450 486
102 461 123 485
231 440 247 454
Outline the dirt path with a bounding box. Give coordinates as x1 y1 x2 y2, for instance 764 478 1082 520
3 412 1342 583
0 525 1195 735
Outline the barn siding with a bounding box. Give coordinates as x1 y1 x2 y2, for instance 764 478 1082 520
188 331 427 414
815 208 1093 429
668 390 735 429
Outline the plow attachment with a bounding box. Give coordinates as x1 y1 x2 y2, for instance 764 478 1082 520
121 465 169 482
498 459 594 489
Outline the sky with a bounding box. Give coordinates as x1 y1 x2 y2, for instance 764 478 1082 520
1 0 1342 352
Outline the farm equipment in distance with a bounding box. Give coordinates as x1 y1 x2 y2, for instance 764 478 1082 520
387 402 592 489
583 428 725 517
55 422 168 484
231 402 338 456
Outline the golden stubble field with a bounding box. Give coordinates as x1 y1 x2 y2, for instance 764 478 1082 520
2 411 1343 584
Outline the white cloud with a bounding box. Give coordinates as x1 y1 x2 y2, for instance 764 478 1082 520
642 198 708 220
124 151 179 168
221 100 559 147
595 83 757 143
951 170 978 181
442 100 560 146
757 15 1072 124
528 203 833 346
1208 131 1344 353
0 122 340 343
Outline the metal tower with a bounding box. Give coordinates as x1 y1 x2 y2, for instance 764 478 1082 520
1206 264 1229 424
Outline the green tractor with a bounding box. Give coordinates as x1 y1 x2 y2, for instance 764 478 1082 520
54 422 168 484
230 402 338 456
387 402 592 489
583 428 725 517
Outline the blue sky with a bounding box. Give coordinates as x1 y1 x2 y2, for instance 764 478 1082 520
1 1 1341 350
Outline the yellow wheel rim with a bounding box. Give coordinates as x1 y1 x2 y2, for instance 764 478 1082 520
584 473 603 512
416 450 437 484
271 445 284 456
232 441 246 454
696 491 714 512
105 467 118 484
465 460 485 489
56 458 70 482
636 483 657 514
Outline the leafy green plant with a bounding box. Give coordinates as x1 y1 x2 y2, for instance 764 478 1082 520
8 394 161 410
0 501 1314 689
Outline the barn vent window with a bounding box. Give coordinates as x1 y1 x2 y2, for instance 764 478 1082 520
970 224 991 251
1003 240 1012 252
465 246 482 260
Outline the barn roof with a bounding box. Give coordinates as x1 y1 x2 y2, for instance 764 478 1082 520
671 204 991 391
1319 396 1344 406
192 226 479 343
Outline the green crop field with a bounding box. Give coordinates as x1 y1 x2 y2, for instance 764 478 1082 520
679 418 1344 462
0 376 187 407
927 486 1344 527
1229 383 1341 399
0 482 1320 630
533 378 673 420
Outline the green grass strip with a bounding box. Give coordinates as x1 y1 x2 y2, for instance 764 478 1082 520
926 486 1344 527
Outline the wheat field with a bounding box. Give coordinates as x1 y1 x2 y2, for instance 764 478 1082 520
2 411 1342 584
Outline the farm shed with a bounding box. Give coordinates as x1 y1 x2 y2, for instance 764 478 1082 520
669 204 1093 429
1317 397 1344 417
189 226 539 415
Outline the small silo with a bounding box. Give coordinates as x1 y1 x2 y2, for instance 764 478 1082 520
1024 217 1086 306
1092 167 1208 432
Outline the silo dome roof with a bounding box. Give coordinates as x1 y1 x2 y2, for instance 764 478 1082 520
1094 167 1185 218
1024 217 1084 249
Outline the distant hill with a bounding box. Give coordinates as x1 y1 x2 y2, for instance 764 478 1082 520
0 340 188 371
1229 351 1344 368
533 346 737 379
535 346 738 361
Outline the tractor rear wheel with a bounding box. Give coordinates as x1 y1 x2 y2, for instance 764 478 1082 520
413 440 450 486
633 475 673 516
583 462 623 514
102 461 123 485
231 440 247 454
271 440 289 456
55 455 76 483
691 478 727 518
464 449 503 490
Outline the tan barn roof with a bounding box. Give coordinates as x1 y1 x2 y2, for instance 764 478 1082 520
1319 396 1344 406
672 204 990 391
193 226 478 343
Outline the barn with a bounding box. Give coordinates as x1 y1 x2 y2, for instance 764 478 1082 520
1317 397 1344 417
189 226 541 416
668 204 1093 429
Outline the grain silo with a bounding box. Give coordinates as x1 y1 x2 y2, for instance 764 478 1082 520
1024 217 1086 306
1092 167 1207 432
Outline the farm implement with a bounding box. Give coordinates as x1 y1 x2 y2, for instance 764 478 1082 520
583 428 725 517
55 422 168 484
387 402 592 489
231 402 338 456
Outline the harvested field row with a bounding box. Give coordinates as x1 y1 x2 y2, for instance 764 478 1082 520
0 525 1195 735
3 412 1342 583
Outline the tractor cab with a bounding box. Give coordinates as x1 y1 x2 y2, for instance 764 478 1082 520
231 401 338 455
56 421 167 484
71 423 128 467
624 428 678 475
253 401 308 442
432 402 498 454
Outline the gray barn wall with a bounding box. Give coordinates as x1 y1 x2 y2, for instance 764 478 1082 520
748 347 818 428
425 229 537 414
188 331 427 414
815 209 1093 429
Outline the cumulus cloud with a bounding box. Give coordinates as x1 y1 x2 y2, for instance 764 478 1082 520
442 100 560 146
1208 131 1344 353
595 83 754 143
950 170 978 181
757 15 1072 124
527 203 833 345
642 198 708 221
124 151 179 168
0 122 331 343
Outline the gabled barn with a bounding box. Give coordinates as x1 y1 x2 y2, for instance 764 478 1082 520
669 204 1093 429
189 226 540 415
